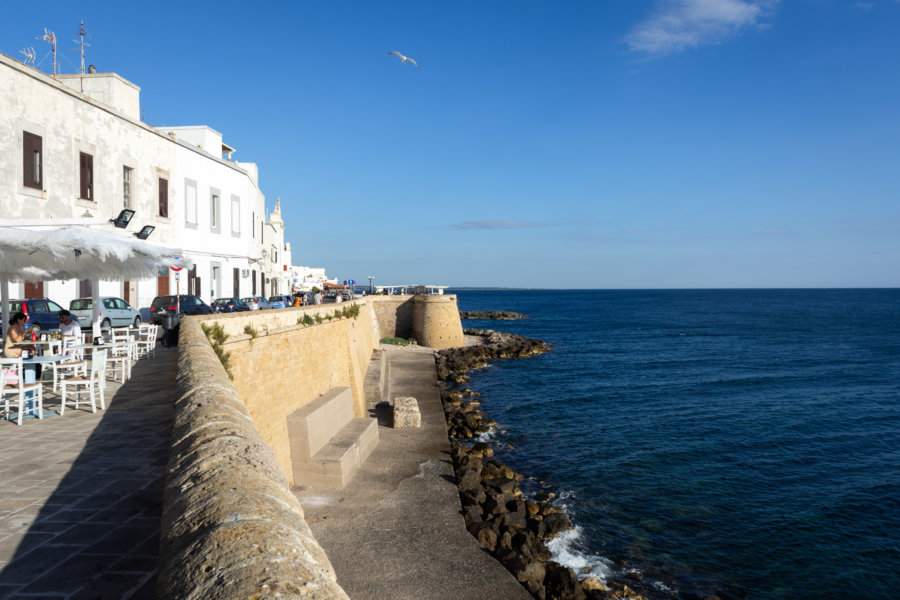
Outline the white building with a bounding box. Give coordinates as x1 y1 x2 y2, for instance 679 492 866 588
0 52 289 313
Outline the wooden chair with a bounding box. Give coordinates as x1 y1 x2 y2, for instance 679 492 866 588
1 357 44 425
107 331 134 383
60 349 107 414
51 336 88 392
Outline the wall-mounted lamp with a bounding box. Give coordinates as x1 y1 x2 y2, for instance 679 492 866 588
134 225 155 240
111 209 135 229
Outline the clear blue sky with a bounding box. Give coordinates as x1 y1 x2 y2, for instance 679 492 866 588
4 1 899 288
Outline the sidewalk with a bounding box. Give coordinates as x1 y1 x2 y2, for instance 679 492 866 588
0 347 175 599
294 345 531 600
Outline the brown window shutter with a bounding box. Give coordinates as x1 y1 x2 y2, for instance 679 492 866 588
23 132 42 189
79 152 93 200
159 177 169 217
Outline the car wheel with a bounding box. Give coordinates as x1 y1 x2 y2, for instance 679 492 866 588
133 316 142 327
101 318 111 333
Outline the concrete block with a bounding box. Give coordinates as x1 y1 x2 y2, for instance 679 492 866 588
393 396 421 429
287 387 354 458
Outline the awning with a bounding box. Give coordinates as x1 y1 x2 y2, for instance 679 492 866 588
0 226 191 282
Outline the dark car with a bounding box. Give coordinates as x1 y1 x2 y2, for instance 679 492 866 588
211 297 251 313
6 298 66 334
149 295 214 325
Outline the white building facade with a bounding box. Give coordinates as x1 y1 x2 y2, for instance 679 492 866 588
0 52 288 312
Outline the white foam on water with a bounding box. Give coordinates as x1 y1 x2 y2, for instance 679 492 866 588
474 425 498 443
546 525 615 582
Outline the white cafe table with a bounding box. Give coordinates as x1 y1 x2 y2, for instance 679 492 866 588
21 354 67 383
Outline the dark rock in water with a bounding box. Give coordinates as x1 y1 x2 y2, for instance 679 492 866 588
544 562 586 600
543 512 573 537
460 310 529 320
471 522 499 552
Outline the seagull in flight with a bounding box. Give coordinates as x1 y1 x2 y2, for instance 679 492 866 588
387 51 418 67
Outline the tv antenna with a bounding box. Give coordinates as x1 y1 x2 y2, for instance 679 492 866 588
67 20 90 74
19 47 36 66
37 28 58 77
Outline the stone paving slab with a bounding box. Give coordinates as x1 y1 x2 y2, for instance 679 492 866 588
0 347 175 599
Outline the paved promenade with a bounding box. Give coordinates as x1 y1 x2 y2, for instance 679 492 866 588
0 347 175 599
295 345 531 600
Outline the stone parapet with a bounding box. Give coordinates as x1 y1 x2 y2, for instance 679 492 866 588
159 317 349 599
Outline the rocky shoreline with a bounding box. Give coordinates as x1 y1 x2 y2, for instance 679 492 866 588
435 330 650 600
459 310 530 320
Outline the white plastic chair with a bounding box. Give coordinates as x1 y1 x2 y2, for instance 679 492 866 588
51 336 88 392
1 357 44 425
60 349 107 414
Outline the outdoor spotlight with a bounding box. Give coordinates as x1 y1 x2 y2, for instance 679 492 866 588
111 209 135 229
134 225 155 240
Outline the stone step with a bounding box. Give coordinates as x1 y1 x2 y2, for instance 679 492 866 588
287 386 355 458
291 417 379 489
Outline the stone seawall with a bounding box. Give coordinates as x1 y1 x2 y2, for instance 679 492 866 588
158 316 349 599
158 295 464 597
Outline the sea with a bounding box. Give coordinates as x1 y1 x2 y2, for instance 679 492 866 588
451 289 900 600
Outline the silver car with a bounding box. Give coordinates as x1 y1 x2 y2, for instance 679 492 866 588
70 297 142 329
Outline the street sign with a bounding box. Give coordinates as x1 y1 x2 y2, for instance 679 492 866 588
174 272 180 281
348 279 355 286
171 257 183 272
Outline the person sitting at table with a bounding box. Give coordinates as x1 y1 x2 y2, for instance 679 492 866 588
58 310 82 346
2 312 36 358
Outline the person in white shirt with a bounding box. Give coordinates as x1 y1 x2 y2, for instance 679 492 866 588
58 310 82 342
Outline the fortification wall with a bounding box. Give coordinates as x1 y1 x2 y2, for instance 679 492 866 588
159 296 462 597
159 317 349 599
370 294 464 348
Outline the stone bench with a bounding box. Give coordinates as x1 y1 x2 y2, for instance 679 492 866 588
287 387 379 488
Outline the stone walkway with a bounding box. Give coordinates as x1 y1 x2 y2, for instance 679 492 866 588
295 345 531 600
0 347 175 600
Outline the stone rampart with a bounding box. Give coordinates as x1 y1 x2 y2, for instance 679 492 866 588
159 316 349 599
370 294 464 348
159 296 463 597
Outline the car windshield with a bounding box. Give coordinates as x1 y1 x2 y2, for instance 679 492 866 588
268 297 281 302
241 298 255 303
70 299 92 310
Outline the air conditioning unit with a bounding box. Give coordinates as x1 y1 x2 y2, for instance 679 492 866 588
241 269 249 278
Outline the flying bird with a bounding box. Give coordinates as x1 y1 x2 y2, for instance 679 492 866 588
387 51 418 67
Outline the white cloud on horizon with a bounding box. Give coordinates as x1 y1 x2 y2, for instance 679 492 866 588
625 0 777 56
451 220 549 230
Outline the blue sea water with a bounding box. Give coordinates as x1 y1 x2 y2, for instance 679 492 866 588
452 289 900 600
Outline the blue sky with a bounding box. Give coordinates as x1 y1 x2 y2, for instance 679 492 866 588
3 1 898 288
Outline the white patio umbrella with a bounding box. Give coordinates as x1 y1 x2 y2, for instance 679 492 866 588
0 226 191 338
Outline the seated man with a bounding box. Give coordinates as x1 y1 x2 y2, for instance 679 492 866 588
58 310 82 345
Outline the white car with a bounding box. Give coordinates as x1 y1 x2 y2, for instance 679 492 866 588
70 297 142 329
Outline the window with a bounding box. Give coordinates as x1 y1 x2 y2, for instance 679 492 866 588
210 190 221 234
79 152 93 200
123 166 133 208
23 132 42 190
158 177 168 217
231 195 240 235
185 180 198 226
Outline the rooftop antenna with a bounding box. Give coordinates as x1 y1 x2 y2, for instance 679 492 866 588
19 47 36 66
37 28 58 77
67 20 90 75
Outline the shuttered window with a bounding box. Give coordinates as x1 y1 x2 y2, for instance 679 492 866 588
23 132 42 190
79 152 93 200
158 177 169 218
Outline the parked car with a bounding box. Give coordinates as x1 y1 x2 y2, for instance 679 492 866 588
70 297 142 329
149 295 214 325
267 296 287 309
241 296 271 310
212 297 251 313
4 298 66 335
